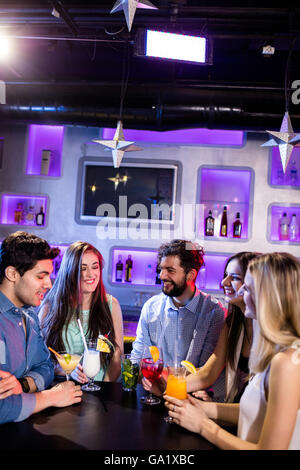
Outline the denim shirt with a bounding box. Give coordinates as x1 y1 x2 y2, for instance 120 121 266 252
0 291 54 424
131 289 227 401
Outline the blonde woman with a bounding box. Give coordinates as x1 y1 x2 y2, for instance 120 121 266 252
164 252 300 450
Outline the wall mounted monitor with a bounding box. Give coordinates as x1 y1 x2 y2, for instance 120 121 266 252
76 158 181 225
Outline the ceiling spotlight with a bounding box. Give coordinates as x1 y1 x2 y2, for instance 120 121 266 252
0 35 11 61
262 44 275 57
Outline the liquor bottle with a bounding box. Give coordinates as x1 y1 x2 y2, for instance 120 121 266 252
220 206 228 237
205 210 215 236
278 212 289 240
155 264 161 284
14 202 24 224
145 264 153 284
289 214 299 241
125 255 133 282
115 255 123 282
41 149 51 176
233 212 242 238
36 206 45 226
25 205 35 225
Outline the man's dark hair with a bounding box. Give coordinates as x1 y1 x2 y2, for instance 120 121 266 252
0 231 60 283
157 239 204 275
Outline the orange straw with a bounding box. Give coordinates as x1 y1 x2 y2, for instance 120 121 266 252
48 346 62 359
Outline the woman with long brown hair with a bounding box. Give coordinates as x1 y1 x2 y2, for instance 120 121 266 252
39 241 124 382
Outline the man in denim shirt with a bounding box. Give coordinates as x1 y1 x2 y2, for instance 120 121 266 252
131 239 227 402
0 231 82 424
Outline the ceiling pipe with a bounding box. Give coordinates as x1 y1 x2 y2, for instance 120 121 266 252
1 103 299 132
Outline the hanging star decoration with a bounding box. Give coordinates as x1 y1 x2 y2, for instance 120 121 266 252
110 0 158 32
262 111 300 173
93 120 142 168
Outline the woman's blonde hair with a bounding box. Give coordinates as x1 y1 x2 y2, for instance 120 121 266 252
248 252 300 374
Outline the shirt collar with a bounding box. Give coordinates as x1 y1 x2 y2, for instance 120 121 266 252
0 290 32 314
0 290 19 313
166 287 201 313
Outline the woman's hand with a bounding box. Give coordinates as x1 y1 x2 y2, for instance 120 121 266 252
70 364 88 384
192 390 213 401
163 393 210 435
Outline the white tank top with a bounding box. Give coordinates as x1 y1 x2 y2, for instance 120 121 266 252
238 366 300 449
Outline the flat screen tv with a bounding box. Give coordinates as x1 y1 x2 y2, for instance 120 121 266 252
78 159 180 224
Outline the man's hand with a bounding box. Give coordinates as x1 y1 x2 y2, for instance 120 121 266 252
48 381 83 408
0 370 22 399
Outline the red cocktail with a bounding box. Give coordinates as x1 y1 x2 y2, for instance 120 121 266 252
140 357 164 405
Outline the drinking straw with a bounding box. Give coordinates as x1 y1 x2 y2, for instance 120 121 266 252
48 346 62 359
77 318 88 351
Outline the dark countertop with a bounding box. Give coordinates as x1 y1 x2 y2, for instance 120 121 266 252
0 382 216 451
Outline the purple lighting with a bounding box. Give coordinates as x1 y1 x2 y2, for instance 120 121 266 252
0 193 48 226
26 124 64 177
199 167 253 240
146 30 207 64
102 127 244 146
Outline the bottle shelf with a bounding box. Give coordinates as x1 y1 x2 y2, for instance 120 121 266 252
109 246 231 293
197 166 254 241
109 247 162 288
0 193 48 227
268 204 300 244
26 124 64 177
269 147 300 189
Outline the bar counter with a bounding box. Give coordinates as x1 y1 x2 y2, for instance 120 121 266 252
0 382 215 451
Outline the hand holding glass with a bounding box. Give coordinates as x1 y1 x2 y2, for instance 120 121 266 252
164 366 187 422
140 356 164 405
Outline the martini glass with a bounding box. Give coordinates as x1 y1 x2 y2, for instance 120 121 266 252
57 351 82 381
140 356 164 405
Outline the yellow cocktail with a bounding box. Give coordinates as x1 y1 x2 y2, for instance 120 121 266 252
165 373 187 399
57 352 82 380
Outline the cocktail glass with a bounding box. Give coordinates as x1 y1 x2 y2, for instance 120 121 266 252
57 351 82 381
121 354 140 392
164 365 187 423
82 340 101 392
140 357 164 405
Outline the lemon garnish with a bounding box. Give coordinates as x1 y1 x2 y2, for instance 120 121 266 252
63 353 72 364
181 360 197 374
97 338 111 353
149 346 160 363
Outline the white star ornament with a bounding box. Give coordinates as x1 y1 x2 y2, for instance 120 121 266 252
262 111 300 173
110 0 158 32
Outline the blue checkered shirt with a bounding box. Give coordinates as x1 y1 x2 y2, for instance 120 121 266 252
131 288 227 401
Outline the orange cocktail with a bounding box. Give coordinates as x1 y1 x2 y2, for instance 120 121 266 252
165 367 187 400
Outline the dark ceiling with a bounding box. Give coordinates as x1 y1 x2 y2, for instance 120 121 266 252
0 1 300 131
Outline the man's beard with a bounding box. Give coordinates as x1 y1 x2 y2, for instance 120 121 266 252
162 277 188 298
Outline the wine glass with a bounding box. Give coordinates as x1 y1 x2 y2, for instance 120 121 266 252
163 365 187 423
140 351 164 406
82 340 101 392
56 351 82 382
